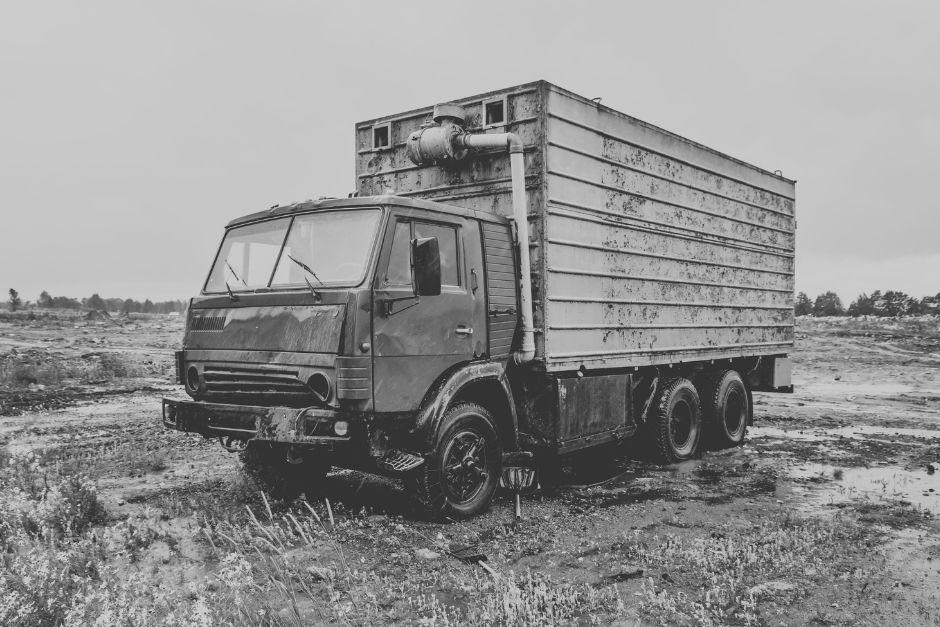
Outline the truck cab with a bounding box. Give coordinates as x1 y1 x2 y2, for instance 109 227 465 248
164 196 522 517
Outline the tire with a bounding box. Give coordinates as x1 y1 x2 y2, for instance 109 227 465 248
697 370 749 449
240 441 330 501
649 377 702 464
407 403 502 519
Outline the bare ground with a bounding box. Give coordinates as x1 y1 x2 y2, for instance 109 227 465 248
0 311 937 625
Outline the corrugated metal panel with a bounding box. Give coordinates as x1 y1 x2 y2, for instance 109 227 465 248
482 222 519 361
353 81 796 373
542 85 795 371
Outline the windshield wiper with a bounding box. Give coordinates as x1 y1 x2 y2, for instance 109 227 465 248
224 281 240 303
225 261 247 286
286 254 323 300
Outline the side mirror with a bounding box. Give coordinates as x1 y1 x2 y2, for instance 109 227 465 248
412 237 441 296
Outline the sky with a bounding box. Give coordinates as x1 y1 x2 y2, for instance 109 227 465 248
1 0 938 304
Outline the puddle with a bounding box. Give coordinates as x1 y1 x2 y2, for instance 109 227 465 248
788 462 940 515
752 424 940 442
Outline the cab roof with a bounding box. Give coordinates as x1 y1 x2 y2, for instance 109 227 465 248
226 195 511 229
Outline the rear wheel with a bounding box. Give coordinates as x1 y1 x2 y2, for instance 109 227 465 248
240 442 330 501
697 370 749 448
407 403 501 519
649 377 702 463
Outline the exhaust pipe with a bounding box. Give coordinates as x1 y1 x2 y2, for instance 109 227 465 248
406 105 536 364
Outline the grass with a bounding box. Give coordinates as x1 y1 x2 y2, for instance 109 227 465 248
0 438 916 626
850 498 933 529
0 352 142 389
0 448 107 544
36 435 171 480
197 496 621 625
622 512 874 625
0 438 622 626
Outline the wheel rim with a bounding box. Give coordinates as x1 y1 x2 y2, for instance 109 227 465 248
670 400 694 452
724 389 745 436
441 429 489 504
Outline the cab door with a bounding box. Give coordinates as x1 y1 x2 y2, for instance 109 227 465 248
372 212 485 412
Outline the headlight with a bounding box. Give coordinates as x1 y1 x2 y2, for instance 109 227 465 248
186 366 200 393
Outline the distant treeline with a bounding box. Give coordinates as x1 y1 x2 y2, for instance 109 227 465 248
796 290 940 317
32 291 185 314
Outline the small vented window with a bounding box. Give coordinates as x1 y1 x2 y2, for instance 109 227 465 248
483 99 506 127
372 124 390 150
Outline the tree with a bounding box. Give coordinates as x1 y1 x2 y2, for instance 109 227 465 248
142 299 155 314
51 295 81 309
921 292 940 315
104 297 124 311
880 290 916 317
86 293 107 311
8 289 21 312
794 292 812 316
38 290 52 308
812 291 844 317
847 293 875 316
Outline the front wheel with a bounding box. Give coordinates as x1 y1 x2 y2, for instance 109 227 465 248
407 403 501 519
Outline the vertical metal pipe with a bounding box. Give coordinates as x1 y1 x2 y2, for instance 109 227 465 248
509 149 536 364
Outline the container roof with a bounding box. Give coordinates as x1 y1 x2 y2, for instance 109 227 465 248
357 79 795 187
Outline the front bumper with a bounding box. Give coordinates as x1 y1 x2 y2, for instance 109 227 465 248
162 398 353 448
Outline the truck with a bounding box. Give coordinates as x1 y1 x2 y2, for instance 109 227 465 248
162 80 795 518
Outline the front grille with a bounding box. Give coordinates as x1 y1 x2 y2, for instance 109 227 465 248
191 315 226 331
203 365 309 397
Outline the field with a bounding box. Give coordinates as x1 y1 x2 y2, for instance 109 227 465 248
0 310 938 625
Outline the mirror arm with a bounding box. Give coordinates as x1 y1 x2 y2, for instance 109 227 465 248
381 294 420 317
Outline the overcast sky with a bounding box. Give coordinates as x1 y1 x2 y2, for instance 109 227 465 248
1 0 938 303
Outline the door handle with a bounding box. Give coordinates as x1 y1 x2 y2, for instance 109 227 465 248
455 326 474 336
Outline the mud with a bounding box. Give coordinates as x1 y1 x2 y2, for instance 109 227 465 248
0 312 938 624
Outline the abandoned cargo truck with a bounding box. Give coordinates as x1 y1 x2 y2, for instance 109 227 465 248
162 81 796 517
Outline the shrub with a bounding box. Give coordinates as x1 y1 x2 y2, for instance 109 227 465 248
0 449 106 540
30 475 107 537
0 540 105 626
97 352 129 378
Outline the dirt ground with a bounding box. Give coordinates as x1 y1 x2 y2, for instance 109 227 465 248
0 311 937 625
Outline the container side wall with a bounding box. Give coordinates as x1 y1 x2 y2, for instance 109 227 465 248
543 86 796 371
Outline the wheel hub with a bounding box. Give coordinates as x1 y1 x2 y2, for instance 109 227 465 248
442 430 488 503
670 400 693 449
724 390 744 433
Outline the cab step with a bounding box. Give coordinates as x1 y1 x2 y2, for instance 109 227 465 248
379 450 425 473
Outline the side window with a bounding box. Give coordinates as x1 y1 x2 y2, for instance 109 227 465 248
415 222 460 287
384 221 412 285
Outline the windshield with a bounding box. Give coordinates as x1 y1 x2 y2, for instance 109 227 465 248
204 209 381 293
